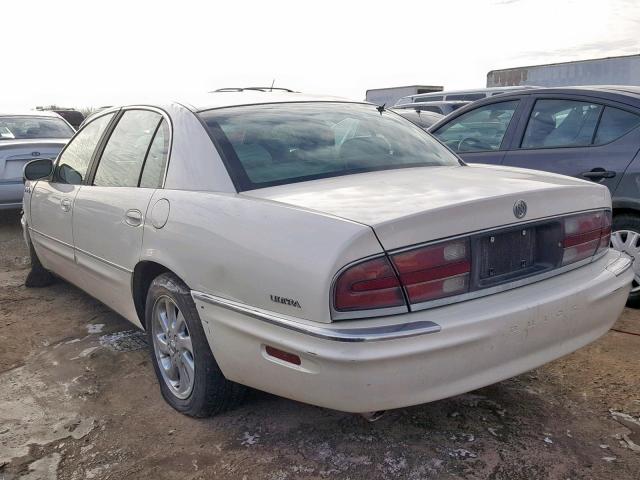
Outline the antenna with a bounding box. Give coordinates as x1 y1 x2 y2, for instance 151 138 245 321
270 79 275 92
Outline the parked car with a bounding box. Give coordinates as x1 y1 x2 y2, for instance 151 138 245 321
429 86 640 305
22 90 632 417
392 108 443 129
52 109 84 130
0 111 74 209
394 100 470 116
395 86 539 106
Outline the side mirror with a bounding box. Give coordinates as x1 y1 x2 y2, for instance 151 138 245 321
23 158 54 183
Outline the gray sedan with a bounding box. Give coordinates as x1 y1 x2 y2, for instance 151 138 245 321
1 111 74 209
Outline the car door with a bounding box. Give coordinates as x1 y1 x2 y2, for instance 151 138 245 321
501 96 640 191
72 108 171 325
430 98 524 165
28 112 116 282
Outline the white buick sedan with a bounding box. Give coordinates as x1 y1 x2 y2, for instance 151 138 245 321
22 88 633 417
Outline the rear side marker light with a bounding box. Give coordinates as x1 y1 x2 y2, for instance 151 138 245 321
265 346 301 365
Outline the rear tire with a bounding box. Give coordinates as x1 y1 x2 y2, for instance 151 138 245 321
25 233 55 288
612 214 640 308
145 272 246 417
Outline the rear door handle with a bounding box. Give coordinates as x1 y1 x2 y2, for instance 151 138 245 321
581 168 616 180
60 197 72 212
124 209 143 227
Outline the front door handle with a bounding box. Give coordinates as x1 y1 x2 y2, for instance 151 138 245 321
581 168 616 180
124 209 143 227
60 197 72 212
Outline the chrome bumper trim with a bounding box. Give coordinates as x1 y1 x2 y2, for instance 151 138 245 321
191 291 441 342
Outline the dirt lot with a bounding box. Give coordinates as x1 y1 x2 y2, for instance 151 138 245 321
1 210 639 480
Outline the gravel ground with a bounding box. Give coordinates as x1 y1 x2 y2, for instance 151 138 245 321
1 210 639 480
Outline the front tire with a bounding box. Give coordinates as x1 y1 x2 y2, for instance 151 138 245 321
611 214 640 308
145 272 246 417
24 231 55 288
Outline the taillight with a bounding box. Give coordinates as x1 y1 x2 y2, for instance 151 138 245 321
597 210 612 253
333 210 611 317
391 239 471 304
562 210 610 265
333 256 405 311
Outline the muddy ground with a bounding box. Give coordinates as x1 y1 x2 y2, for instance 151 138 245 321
1 210 639 480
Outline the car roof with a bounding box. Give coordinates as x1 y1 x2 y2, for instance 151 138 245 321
178 90 358 113
412 86 539 96
397 100 470 107
0 110 65 118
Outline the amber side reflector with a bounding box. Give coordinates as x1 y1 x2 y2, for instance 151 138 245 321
265 346 301 365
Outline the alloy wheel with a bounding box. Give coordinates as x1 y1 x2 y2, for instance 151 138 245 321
151 295 195 399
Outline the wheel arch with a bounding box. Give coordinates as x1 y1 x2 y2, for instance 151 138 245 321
612 198 640 217
132 261 188 329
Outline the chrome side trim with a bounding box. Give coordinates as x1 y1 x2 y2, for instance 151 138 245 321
29 226 74 249
75 246 133 274
191 291 441 342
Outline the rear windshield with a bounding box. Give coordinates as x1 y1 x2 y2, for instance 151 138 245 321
0 116 74 140
199 102 460 191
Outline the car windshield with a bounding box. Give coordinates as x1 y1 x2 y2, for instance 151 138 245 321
199 102 460 191
0 116 74 140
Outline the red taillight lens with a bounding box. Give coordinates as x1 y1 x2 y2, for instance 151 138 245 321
562 210 610 265
334 256 405 311
391 239 471 304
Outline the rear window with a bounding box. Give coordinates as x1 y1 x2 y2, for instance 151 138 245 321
0 116 74 140
199 102 460 191
594 106 640 144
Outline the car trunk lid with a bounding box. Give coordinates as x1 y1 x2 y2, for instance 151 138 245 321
242 164 609 250
0 139 66 183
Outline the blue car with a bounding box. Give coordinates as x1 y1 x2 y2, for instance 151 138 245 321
430 86 640 305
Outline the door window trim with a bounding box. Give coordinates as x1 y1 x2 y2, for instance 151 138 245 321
84 105 173 189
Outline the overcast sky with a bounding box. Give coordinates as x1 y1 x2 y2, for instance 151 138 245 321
4 0 639 109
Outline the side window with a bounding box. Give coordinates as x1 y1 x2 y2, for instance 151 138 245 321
93 110 161 187
54 113 114 185
521 99 602 149
433 100 519 152
594 106 640 145
140 119 170 188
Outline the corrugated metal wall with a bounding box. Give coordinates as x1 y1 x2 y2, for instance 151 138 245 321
487 55 640 87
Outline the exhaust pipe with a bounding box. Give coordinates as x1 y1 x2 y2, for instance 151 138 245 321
360 410 386 422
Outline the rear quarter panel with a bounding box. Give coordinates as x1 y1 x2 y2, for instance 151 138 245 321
140 190 384 323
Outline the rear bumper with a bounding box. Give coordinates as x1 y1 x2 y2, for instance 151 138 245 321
0 181 23 210
193 250 632 413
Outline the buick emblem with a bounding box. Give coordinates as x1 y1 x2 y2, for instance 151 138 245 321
31 151 41 157
513 199 527 219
